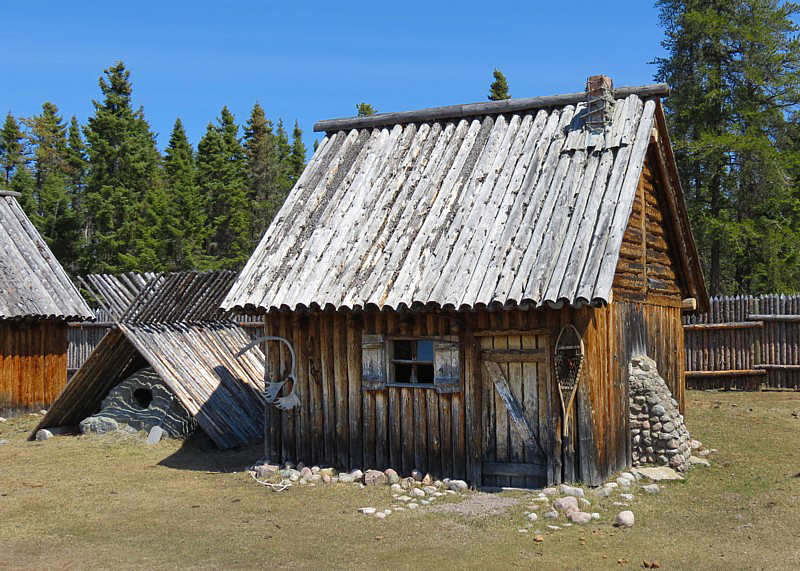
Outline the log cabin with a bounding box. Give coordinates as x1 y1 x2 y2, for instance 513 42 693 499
222 76 709 487
0 190 94 417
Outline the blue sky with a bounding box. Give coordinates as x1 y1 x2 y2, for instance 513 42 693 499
1 1 666 154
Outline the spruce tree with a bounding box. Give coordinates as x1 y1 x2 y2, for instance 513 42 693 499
654 0 800 294
82 62 163 273
488 69 511 101
356 102 377 116
163 118 205 270
289 120 306 184
0 114 25 187
243 102 279 245
23 102 81 270
196 107 251 269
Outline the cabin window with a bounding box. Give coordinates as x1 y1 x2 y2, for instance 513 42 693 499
361 334 460 393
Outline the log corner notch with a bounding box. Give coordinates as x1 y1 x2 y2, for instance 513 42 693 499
681 298 697 311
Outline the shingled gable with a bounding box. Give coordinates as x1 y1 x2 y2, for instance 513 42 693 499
222 82 705 314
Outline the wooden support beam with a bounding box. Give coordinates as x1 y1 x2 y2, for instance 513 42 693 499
681 298 697 311
755 364 800 371
748 314 800 323
683 321 764 331
480 348 547 363
473 328 551 337
685 369 767 378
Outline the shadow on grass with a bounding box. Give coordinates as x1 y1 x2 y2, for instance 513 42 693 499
158 430 264 473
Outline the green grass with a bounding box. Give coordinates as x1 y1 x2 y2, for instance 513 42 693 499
2 389 800 570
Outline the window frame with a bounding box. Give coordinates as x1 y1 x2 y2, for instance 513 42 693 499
387 337 436 388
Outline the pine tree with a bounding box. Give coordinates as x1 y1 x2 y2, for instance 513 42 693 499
0 114 25 187
289 120 306 184
196 107 251 269
488 69 511 101
654 0 800 294
356 102 377 116
274 118 293 194
82 62 163 273
163 118 205 270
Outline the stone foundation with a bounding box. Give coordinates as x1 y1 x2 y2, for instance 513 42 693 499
629 355 691 472
81 367 195 438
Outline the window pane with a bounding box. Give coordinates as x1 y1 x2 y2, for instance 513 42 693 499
417 340 434 362
394 340 414 360
395 363 413 382
417 364 434 384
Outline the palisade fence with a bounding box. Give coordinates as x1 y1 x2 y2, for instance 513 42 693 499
67 310 265 377
684 295 800 390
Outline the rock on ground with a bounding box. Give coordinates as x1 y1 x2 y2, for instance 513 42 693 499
568 511 593 524
364 469 388 486
632 466 684 481
527 513 539 522
447 479 468 492
616 511 635 527
0 439 7 446
558 484 585 498
553 496 579 514
689 455 711 467
593 487 613 497
642 484 660 494
358 507 377 514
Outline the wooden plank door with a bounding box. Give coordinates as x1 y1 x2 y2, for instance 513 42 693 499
481 333 549 488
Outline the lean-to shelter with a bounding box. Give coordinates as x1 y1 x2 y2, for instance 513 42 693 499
222 76 708 486
0 190 94 417
33 271 267 448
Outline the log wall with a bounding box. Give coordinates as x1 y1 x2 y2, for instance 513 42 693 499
0 320 68 417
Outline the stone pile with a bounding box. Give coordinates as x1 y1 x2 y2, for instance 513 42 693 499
629 355 692 472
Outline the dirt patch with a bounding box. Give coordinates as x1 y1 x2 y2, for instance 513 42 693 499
427 491 520 517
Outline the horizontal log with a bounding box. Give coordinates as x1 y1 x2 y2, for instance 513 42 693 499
755 364 800 370
683 321 763 331
681 298 697 311
482 462 547 478
314 84 670 132
481 348 547 363
685 369 767 378
472 328 550 337
0 190 22 197
748 314 800 322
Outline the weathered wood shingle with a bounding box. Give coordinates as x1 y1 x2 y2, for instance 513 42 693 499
223 91 660 313
0 193 93 321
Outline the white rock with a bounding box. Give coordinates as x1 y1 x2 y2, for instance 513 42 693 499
689 455 711 467
445 490 457 495
374 512 387 519
390 483 403 493
420 500 431 505
35 429 54 441
616 477 631 488
397 495 412 502
350 469 364 481
553 496 579 513
383 509 392 515
612 502 629 507
632 466 684 481
578 498 591 507
546 525 561 530
568 511 593 525
544 509 559 519
604 482 619 489
527 513 539 522
433 492 444 497
559 484 585 498
358 507 377 515
407 503 419 509
690 439 702 450
619 493 634 501
542 487 558 496
423 485 438 495
642 484 660 494
616 511 635 527
410 488 425 498
620 472 636 481
0 439 8 446
447 479 469 492
393 507 405 512
0 417 7 423
593 487 613 498
591 512 600 520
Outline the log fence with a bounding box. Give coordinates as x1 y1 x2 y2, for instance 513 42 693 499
684 295 800 390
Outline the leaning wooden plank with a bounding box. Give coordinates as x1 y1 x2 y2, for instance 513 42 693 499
483 360 538 452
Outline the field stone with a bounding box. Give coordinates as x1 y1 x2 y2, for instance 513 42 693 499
300 467 313 479
322 475 332 484
364 469 388 486
411 469 424 481
397 495 412 502
619 493 634 501
358 507 377 514
542 487 558 496
591 512 600 520
633 467 683 481
593 487 613 498
553 496 579 514
390 483 403 493
374 512 387 519
544 509 559 519
448 480 468 493
400 477 415 489
407 503 419 509
616 511 635 527
568 511 593 525
642 484 660 494
689 455 711 467
0 439 7 445
350 469 364 482
338 474 355 484
579 498 591 507
433 480 443 488
547 525 561 530
616 477 631 487
384 469 400 484
558 484 585 498
527 512 539 522
0 417 6 423
604 482 619 489
422 474 433 485
410 488 426 498
421 500 431 505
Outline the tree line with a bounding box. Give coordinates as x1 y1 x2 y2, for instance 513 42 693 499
0 61 306 275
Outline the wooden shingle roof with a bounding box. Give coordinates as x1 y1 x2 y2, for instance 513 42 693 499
0 192 93 321
223 85 691 313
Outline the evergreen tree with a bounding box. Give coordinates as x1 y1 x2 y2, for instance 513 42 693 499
163 118 205 269
82 62 163 273
275 118 293 193
488 68 511 101
654 0 800 294
23 102 81 270
289 120 306 184
243 102 280 245
356 102 377 116
0 114 25 187
196 107 251 268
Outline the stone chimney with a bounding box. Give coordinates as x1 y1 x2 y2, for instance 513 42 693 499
585 75 614 132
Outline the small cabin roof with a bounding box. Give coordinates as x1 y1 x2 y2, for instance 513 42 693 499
223 82 706 313
0 192 94 321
